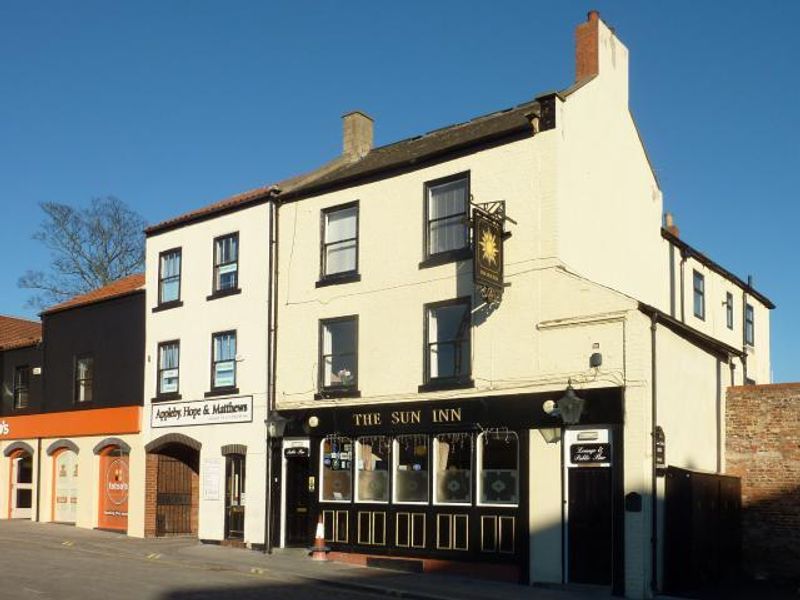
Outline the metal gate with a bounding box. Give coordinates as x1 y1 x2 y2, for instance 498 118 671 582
156 454 193 536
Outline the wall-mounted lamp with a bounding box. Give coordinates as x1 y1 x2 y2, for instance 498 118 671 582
265 412 290 439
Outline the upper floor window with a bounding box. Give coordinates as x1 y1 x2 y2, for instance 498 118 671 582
693 271 705 320
158 341 180 396
211 331 237 390
75 356 94 403
13 366 30 409
423 298 471 388
158 248 182 305
424 173 469 262
745 304 755 346
213 233 239 293
321 202 359 281
319 316 358 394
726 292 734 330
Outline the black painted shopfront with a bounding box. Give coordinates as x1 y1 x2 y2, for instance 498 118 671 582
278 387 624 584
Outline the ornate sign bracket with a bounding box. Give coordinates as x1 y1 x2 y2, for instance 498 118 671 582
470 197 513 307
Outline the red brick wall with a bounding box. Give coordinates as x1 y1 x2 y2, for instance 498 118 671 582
575 10 600 81
144 453 158 537
726 383 800 583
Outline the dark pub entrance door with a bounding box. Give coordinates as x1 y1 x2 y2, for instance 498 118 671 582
284 451 311 546
568 467 612 584
225 454 246 540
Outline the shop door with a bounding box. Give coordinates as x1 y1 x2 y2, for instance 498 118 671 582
224 454 245 540
156 455 193 535
54 450 79 523
285 455 311 546
11 454 33 519
568 467 612 585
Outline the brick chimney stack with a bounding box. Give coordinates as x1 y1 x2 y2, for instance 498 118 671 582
575 10 601 81
342 111 373 159
664 212 680 237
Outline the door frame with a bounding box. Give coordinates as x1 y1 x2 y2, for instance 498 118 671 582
10 451 34 519
280 438 310 548
51 448 79 524
224 453 246 540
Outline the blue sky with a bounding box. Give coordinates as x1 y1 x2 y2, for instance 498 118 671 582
1 1 798 381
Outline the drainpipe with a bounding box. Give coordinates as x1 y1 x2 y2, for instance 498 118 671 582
650 314 658 593
264 193 280 554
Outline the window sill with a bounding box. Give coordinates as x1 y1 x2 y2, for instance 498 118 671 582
418 378 474 393
152 393 182 403
418 248 471 270
316 273 361 288
206 288 242 301
314 388 361 400
152 300 183 313
204 387 240 398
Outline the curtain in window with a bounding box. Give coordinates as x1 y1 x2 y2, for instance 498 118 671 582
159 343 180 393
214 333 236 387
325 207 357 275
428 179 467 255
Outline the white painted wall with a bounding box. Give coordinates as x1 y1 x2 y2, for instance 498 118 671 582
140 201 271 545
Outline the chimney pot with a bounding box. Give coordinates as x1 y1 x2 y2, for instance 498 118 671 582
587 10 600 22
342 111 373 159
664 212 680 237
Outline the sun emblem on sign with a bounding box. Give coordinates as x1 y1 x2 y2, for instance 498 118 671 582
479 228 499 266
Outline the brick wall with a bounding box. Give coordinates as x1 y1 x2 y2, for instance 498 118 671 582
144 453 158 537
726 383 800 583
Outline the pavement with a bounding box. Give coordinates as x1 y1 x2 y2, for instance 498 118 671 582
0 520 610 600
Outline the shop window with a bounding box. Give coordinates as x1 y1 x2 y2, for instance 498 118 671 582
477 431 519 506
393 435 429 504
745 303 755 346
158 248 182 305
319 316 358 393
356 436 389 503
213 233 239 293
726 292 734 329
321 202 359 281
424 173 469 262
157 340 180 396
13 366 30 409
433 433 472 505
320 437 352 502
423 298 471 388
211 331 237 391
693 270 705 320
75 355 94 403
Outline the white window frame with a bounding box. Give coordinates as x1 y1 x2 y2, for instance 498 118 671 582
319 436 353 504
432 433 473 506
476 431 519 508
392 435 430 505
355 436 390 504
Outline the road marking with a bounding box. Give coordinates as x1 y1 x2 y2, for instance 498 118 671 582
250 567 265 575
146 552 162 560
61 541 75 547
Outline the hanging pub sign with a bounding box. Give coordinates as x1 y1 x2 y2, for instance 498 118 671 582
473 209 504 293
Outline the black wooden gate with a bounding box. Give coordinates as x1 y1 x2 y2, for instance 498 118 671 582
663 466 741 594
156 454 193 536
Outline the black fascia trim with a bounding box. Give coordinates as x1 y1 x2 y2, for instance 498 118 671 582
204 387 240 398
206 287 242 301
152 300 184 313
418 378 475 393
418 247 472 270
314 389 362 400
316 272 361 288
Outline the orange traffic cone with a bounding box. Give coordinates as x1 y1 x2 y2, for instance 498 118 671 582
309 515 330 561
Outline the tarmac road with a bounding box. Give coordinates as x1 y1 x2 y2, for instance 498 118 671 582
0 521 385 600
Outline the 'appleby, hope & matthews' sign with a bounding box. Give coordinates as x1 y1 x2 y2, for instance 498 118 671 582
151 396 253 428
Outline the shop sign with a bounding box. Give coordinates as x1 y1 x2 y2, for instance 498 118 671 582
151 396 253 428
473 210 504 291
285 447 309 458
0 421 9 436
569 443 611 464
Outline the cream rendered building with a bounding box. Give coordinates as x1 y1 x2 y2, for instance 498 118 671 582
269 12 773 599
133 191 277 546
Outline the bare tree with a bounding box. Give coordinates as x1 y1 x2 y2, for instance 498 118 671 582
19 197 146 309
